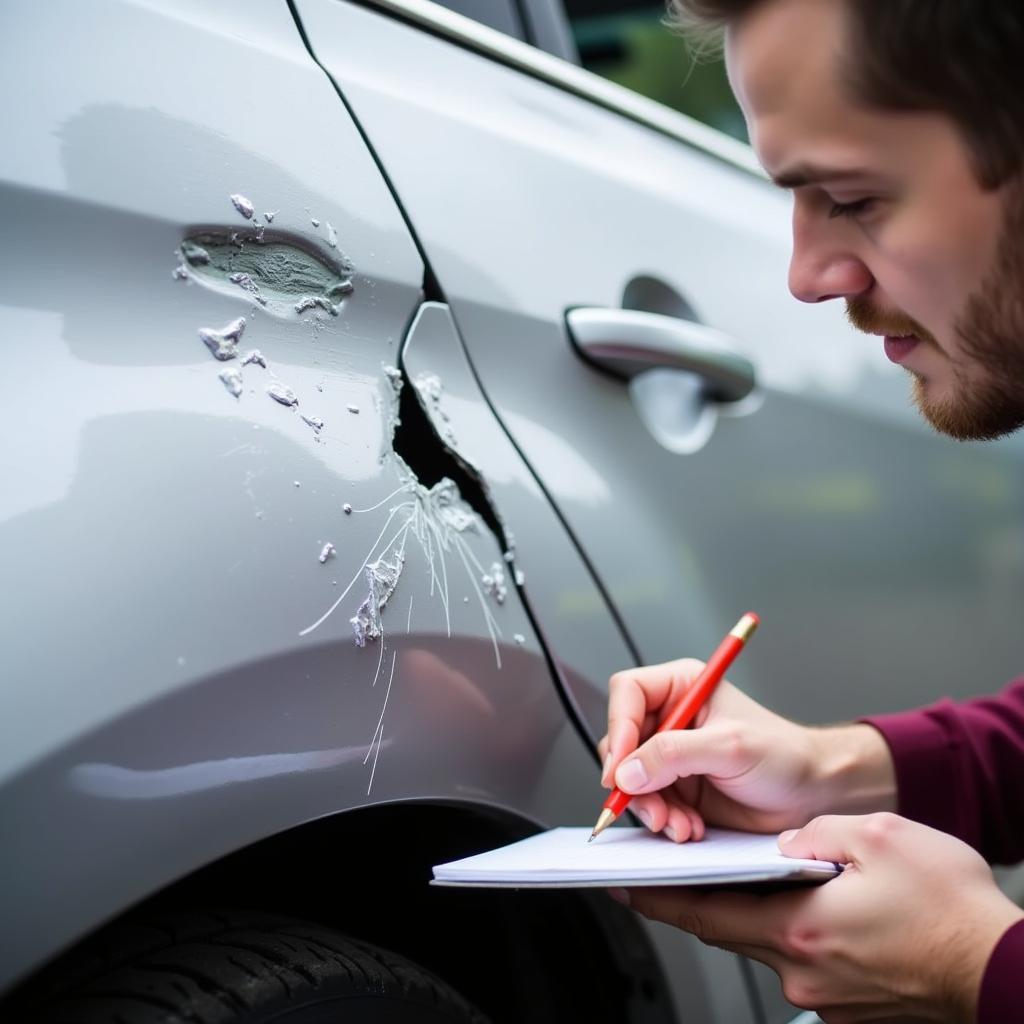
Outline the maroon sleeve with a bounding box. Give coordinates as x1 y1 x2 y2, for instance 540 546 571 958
862 678 1024 864
978 919 1024 1024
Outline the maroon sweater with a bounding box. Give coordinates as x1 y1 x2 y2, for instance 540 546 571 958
865 679 1024 1023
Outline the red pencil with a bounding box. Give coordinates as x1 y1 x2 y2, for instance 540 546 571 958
590 612 760 841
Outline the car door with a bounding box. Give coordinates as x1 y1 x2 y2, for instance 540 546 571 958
295 0 1024 732
292 2 1024 1022
0 0 657 1014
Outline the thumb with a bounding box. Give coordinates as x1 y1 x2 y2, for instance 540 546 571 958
613 726 754 794
779 813 893 863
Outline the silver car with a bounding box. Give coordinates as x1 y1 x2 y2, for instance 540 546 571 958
3 1 1023 1022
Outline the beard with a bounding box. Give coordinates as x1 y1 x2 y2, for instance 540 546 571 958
846 183 1024 442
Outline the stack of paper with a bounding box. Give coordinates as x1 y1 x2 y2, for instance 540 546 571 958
432 827 841 888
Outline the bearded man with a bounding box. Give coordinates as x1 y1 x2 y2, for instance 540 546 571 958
599 3 1024 1021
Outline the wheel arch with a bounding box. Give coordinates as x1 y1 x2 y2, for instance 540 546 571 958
6 801 678 1024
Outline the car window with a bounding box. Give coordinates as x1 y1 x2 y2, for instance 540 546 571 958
564 0 747 141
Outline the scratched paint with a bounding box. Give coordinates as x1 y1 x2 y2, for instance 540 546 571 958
299 469 504 667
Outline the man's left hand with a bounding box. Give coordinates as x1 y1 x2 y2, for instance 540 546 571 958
615 813 1023 1023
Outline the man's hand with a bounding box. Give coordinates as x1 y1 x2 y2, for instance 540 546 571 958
614 814 1024 1023
598 658 896 841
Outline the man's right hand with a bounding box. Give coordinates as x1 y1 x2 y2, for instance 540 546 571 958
597 658 897 841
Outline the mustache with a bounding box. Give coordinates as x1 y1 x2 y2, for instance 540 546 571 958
845 296 933 342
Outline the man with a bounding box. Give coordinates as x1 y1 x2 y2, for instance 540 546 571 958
598 2 1024 1021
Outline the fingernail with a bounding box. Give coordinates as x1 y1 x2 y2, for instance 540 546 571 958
663 826 677 842
617 758 648 791
636 809 653 830
602 752 612 785
608 888 630 907
778 829 797 845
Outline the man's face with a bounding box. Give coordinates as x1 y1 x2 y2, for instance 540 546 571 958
726 0 1024 440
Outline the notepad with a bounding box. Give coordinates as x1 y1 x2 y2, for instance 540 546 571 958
432 827 842 888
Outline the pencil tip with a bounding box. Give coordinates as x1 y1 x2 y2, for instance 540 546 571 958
588 833 595 843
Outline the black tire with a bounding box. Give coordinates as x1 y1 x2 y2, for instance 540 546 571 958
29 909 490 1024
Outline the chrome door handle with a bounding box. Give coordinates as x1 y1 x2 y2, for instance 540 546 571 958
566 307 756 403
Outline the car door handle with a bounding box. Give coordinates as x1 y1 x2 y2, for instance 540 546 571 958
566 307 757 404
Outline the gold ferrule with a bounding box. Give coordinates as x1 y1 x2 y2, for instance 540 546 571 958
728 613 759 644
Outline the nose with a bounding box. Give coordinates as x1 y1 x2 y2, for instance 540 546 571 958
788 208 874 304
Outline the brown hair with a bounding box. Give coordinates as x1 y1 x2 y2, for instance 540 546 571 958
666 0 1024 188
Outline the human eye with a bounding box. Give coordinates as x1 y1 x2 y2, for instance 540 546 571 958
827 197 877 220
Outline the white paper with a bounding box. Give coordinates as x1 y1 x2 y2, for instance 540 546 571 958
433 827 841 888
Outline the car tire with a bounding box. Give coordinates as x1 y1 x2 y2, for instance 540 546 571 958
31 909 490 1024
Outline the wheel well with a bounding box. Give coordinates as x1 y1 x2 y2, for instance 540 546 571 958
10 802 675 1024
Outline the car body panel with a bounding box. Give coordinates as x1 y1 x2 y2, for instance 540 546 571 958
0 0 655 1005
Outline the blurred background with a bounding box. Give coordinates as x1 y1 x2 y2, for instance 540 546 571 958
564 0 747 141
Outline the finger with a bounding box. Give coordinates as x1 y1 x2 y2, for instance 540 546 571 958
779 812 905 865
663 801 706 843
628 792 670 833
712 941 785 973
596 735 610 785
606 660 707 780
624 886 798 948
614 724 752 795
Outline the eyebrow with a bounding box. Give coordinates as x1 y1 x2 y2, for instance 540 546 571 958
770 164 874 189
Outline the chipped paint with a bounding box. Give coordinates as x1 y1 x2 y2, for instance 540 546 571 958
382 364 403 395
241 349 267 368
266 382 298 407
350 551 405 647
294 295 338 317
301 414 324 434
218 366 243 399
230 193 255 220
412 372 456 445
481 562 507 604
229 271 267 306
198 317 246 361
181 240 210 265
319 542 335 564
343 503 353 515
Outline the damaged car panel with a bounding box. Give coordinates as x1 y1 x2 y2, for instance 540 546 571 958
0 1 681 1019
